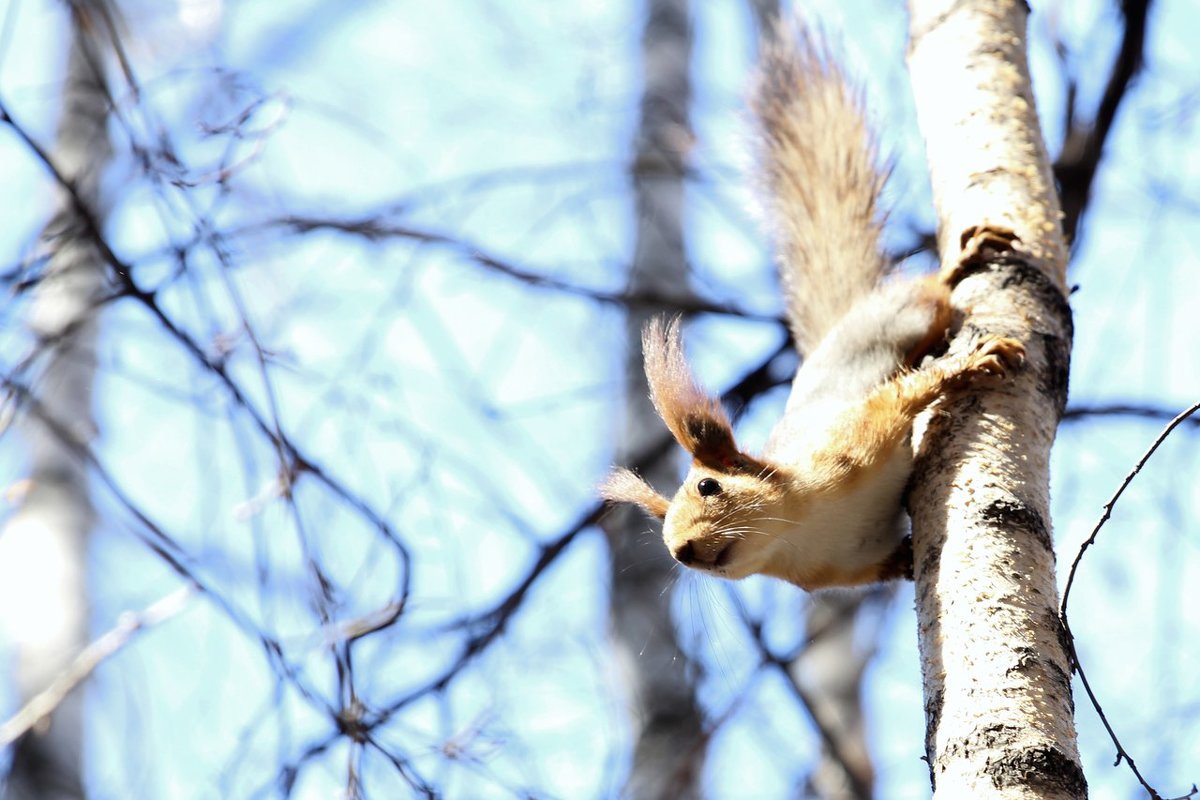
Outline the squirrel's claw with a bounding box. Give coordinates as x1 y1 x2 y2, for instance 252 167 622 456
965 336 1026 381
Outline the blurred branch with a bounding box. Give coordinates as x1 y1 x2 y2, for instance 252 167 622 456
0 98 413 598
0 585 195 747
1063 402 1200 426
272 335 794 790
736 600 874 800
744 0 782 38
0 377 335 708
1055 0 1151 246
273 214 781 321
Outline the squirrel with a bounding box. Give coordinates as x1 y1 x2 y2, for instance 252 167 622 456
600 25 1026 590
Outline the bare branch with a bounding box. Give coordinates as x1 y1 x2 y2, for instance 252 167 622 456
1056 0 1152 246
735 599 874 799
1063 402 1200 426
272 214 780 321
0 586 194 747
1060 401 1200 800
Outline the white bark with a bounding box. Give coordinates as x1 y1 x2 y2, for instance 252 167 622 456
0 7 112 799
906 0 1083 797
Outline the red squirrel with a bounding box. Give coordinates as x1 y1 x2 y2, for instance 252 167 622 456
600 26 1024 590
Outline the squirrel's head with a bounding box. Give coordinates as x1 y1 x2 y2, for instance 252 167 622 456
600 317 791 580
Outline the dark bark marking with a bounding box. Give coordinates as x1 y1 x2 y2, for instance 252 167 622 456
990 743 1089 796
939 724 1087 796
980 497 1053 553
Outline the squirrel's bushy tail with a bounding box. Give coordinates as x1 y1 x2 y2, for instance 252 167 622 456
752 25 890 355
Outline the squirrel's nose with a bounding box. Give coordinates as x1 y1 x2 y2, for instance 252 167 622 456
673 539 732 569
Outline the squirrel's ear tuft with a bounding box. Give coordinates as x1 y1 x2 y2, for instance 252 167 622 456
643 317 748 472
599 468 670 519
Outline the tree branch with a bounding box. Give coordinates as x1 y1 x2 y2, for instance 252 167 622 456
0 586 194 747
1055 0 1152 247
1060 401 1200 800
273 214 780 321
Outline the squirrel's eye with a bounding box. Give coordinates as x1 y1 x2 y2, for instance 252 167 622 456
696 478 722 497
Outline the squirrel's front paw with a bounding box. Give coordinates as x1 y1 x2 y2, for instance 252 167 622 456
965 336 1026 381
942 225 1021 287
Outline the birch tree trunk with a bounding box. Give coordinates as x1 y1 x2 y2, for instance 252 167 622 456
905 0 1083 796
605 0 707 796
0 5 112 799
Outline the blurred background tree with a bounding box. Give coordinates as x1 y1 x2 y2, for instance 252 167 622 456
0 0 1196 798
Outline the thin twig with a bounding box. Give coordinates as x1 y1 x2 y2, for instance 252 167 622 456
1060 400 1200 613
1060 400 1200 800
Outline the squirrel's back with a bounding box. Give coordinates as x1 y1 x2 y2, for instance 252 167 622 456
752 26 890 356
